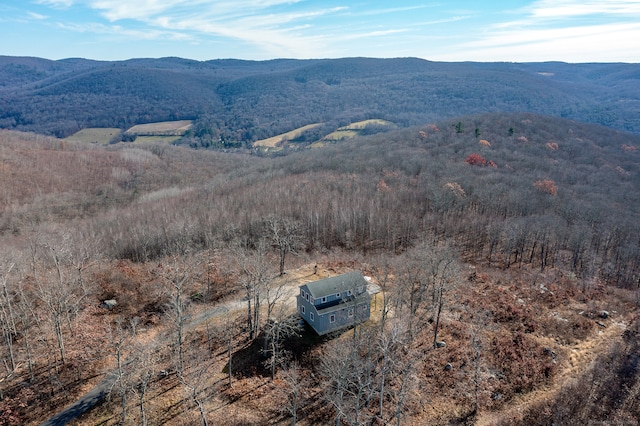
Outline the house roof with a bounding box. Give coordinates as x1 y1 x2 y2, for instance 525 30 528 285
302 271 368 299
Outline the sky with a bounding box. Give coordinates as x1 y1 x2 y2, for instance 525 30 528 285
1 0 639 62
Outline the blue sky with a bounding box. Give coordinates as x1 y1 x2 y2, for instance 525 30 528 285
1 0 639 62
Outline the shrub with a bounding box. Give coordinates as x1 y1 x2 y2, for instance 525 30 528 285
465 153 487 166
533 179 557 195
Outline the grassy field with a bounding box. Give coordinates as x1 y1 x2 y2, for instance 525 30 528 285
323 119 396 141
126 120 193 136
253 123 323 148
64 128 121 144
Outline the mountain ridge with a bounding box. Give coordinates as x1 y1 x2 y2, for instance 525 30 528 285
0 56 638 139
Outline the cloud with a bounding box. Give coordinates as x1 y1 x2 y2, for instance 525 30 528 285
354 5 435 16
36 0 347 57
57 21 192 41
432 0 640 62
527 0 640 19
27 11 49 20
434 22 640 62
35 0 74 7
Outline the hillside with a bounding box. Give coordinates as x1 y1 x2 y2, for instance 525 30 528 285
0 112 639 425
0 57 639 141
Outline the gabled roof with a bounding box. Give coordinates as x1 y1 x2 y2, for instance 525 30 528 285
302 271 368 299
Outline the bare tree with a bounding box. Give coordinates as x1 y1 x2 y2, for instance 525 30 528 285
157 254 195 375
129 341 157 426
0 258 17 372
180 347 214 426
427 247 458 348
319 330 377 426
277 360 309 426
223 310 235 388
31 233 89 364
264 309 300 380
16 279 37 381
389 345 419 426
107 318 132 425
264 216 303 276
235 240 273 340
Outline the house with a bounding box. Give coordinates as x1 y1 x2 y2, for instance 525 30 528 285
297 271 371 335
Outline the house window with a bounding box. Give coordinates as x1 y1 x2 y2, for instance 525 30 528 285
301 289 305 297
330 314 336 323
305 293 309 302
310 312 314 322
322 296 327 303
301 305 305 314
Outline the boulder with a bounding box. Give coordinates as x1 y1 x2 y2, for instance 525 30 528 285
101 299 117 309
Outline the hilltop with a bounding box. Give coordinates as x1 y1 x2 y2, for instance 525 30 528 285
0 111 638 424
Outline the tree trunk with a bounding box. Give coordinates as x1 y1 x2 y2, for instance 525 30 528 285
433 287 443 349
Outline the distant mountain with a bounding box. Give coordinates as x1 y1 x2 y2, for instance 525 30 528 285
0 56 638 139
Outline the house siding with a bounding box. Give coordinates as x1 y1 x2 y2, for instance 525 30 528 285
297 272 371 335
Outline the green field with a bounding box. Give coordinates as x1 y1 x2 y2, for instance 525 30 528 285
64 128 121 144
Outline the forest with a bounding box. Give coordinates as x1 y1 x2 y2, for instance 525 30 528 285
1 56 639 141
0 110 639 425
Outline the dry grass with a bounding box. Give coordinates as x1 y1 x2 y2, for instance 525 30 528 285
323 119 395 141
131 135 183 144
64 128 121 144
253 123 323 148
339 119 395 130
125 120 193 136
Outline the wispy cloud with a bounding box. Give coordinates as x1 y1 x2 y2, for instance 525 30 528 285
527 0 640 19
35 0 74 8
27 11 49 20
57 21 192 41
354 5 435 16
434 0 640 62
24 0 640 61
37 0 351 57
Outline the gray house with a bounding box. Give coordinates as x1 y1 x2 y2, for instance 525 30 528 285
297 271 371 336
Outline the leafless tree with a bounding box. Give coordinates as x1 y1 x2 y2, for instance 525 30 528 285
107 318 132 424
277 360 309 426
264 313 300 380
129 341 157 426
235 240 273 340
30 233 89 364
180 347 214 426
427 246 458 348
319 331 377 426
157 254 196 374
264 216 303 276
0 257 17 372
